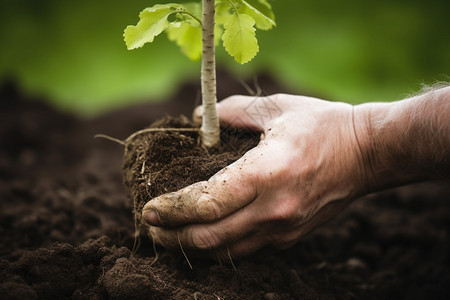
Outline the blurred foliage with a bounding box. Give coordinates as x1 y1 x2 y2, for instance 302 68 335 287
0 0 449 116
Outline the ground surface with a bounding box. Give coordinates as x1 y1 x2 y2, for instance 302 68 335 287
1 75 449 299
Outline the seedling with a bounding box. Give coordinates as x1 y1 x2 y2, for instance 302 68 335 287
124 0 276 147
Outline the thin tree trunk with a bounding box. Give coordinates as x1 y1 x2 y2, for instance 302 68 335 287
200 0 220 147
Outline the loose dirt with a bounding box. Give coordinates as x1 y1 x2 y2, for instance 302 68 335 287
1 75 449 299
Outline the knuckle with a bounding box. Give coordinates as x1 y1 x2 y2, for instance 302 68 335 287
272 93 284 100
270 93 289 104
196 197 222 222
270 196 301 224
191 228 221 250
223 95 246 103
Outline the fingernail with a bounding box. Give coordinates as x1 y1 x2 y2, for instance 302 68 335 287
142 208 160 226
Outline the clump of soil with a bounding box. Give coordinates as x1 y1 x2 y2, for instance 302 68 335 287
122 115 260 232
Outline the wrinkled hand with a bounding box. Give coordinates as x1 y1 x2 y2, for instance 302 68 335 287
142 94 369 258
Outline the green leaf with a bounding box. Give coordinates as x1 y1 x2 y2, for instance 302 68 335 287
239 0 275 30
250 0 275 18
215 1 233 25
166 22 202 60
165 2 204 61
222 12 259 64
174 2 202 26
124 4 183 50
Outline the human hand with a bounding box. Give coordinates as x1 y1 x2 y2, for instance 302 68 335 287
142 94 369 258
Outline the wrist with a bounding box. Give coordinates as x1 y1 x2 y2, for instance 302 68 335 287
353 87 450 193
353 101 423 193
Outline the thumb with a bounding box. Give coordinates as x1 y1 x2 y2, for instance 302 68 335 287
142 146 263 227
194 95 280 132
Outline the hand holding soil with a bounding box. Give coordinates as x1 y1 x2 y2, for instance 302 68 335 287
143 87 449 258
143 94 368 258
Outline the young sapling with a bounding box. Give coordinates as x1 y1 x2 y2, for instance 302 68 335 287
124 0 276 147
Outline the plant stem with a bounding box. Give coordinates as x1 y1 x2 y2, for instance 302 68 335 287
201 0 220 147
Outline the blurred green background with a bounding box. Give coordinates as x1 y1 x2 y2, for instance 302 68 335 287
1 0 449 116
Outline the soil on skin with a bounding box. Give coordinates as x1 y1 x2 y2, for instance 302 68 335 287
1 74 450 299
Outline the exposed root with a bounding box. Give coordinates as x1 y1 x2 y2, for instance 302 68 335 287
201 144 211 156
94 134 126 146
125 127 199 143
238 78 257 96
149 238 159 267
131 233 141 257
95 128 200 146
131 193 141 257
131 216 141 257
252 76 263 97
178 232 193 269
140 161 146 174
237 76 263 97
227 247 238 272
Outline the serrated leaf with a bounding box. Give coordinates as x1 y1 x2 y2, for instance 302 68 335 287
251 0 275 17
166 22 202 60
124 4 183 50
222 13 259 64
240 0 275 30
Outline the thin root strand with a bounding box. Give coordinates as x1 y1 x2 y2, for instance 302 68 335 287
227 247 238 272
94 134 126 146
178 232 193 269
125 128 199 143
150 238 159 267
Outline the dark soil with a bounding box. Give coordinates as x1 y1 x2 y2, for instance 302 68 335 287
122 115 259 232
1 74 450 299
